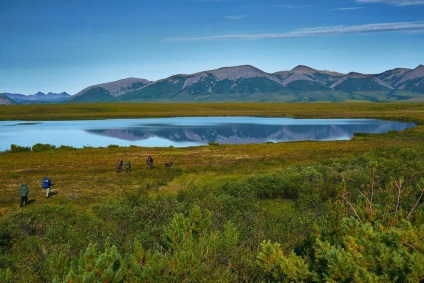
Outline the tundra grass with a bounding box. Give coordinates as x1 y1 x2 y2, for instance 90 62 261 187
0 103 423 282
1 102 424 123
0 130 422 217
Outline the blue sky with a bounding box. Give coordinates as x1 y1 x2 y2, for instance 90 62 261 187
1 0 424 95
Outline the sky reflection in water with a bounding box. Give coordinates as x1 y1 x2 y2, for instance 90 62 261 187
0 117 415 151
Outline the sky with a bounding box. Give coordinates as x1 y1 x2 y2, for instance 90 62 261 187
1 0 424 95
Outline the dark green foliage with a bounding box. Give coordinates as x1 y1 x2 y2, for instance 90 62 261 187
32 143 56 152
257 148 424 282
0 268 12 283
247 173 301 200
0 223 12 252
62 243 124 282
9 144 31 152
45 206 244 282
58 145 77 150
107 144 119 148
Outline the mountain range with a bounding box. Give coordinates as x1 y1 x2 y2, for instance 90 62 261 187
2 64 424 105
3 92 71 104
68 64 424 103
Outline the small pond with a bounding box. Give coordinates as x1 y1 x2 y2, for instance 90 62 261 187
0 117 415 151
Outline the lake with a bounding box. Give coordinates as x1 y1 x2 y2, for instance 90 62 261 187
0 117 415 151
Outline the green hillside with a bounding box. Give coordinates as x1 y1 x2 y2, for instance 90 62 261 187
121 77 185 101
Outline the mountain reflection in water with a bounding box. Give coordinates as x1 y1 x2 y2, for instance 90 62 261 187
85 117 414 145
0 117 415 150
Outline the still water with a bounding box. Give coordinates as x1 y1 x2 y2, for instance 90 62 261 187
0 117 415 151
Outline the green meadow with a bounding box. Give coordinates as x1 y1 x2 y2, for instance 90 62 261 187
0 103 423 282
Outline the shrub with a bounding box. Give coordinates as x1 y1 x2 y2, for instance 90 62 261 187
58 145 77 150
247 173 300 200
9 144 31 153
32 143 56 152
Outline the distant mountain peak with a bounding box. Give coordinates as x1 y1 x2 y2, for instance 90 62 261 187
199 65 268 79
347 72 370 79
182 65 283 89
291 65 316 72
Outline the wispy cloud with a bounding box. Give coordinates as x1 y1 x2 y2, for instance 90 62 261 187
168 21 424 41
223 15 246 20
333 7 363 10
356 0 424 6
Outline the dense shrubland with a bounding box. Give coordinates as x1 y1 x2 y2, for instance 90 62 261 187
0 145 423 282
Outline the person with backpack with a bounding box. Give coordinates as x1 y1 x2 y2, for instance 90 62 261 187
19 183 29 208
42 176 52 198
125 161 131 173
116 159 123 173
146 155 153 169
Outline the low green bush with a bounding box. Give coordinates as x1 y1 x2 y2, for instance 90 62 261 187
32 143 56 152
9 144 31 153
58 145 77 150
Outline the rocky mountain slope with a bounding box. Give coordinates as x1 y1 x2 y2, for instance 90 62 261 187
0 93 16 105
68 78 150 103
4 65 423 104
68 64 424 103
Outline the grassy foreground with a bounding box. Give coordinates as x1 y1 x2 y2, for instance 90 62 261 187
0 103 423 282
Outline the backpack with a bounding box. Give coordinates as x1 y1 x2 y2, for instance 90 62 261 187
19 184 29 196
42 177 50 189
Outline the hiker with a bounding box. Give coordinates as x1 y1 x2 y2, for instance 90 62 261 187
125 161 131 173
116 159 123 173
42 176 52 198
19 183 29 207
146 155 153 169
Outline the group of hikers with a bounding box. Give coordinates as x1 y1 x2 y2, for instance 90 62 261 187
18 155 163 208
116 155 154 173
18 176 52 208
116 158 132 173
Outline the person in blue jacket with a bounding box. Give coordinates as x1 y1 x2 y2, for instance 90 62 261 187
42 177 52 198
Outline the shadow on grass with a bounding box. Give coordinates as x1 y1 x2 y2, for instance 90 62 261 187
48 191 58 198
22 199 36 207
